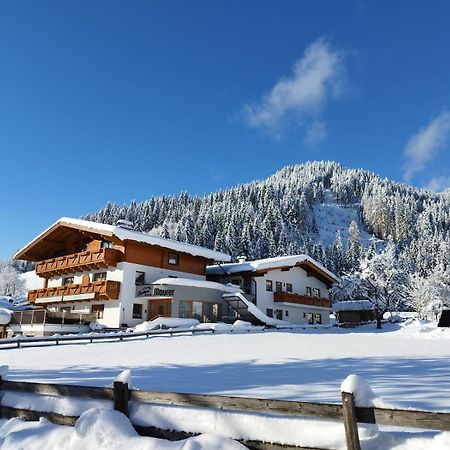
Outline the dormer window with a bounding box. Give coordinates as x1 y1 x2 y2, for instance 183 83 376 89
168 253 179 265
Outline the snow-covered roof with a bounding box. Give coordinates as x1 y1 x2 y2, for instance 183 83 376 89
152 278 243 293
207 254 338 282
332 300 374 312
15 217 231 262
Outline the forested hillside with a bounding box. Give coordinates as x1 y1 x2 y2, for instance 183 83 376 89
84 161 450 277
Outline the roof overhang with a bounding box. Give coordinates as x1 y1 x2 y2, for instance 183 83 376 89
15 220 115 262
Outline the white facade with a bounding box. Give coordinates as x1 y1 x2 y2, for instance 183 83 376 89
207 255 337 326
251 267 331 325
48 261 207 328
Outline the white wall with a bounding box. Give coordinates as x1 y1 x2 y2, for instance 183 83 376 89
254 267 331 325
44 262 207 328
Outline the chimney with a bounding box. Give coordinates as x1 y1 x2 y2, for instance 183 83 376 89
116 219 134 230
237 255 247 264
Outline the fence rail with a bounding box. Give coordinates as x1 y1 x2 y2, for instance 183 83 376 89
0 326 216 349
0 375 449 450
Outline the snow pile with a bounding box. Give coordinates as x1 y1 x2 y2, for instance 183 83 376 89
0 408 246 449
89 322 107 331
134 318 200 332
333 300 374 312
114 370 132 386
341 374 390 408
233 320 252 327
0 308 12 325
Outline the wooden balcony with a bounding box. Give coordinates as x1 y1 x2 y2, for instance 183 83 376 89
35 248 121 277
27 280 121 304
274 292 332 308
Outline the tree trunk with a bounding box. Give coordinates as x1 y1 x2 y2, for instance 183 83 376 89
376 310 382 329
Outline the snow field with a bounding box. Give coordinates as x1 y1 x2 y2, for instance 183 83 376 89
1 321 450 448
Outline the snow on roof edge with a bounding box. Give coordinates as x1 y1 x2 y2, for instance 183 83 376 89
207 254 338 281
332 300 374 312
153 277 243 293
15 217 231 262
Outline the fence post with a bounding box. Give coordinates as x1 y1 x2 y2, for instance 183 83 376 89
113 381 129 417
341 391 361 450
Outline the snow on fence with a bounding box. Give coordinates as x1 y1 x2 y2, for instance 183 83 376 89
0 326 217 349
1 374 450 450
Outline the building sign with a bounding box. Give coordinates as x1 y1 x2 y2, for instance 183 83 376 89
136 285 175 298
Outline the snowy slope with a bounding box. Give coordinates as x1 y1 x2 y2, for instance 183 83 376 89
313 190 374 247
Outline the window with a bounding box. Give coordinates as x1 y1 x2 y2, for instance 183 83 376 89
100 240 114 249
266 280 273 291
179 301 191 319
203 303 219 322
231 279 241 286
178 301 221 322
132 303 143 319
135 271 145 285
275 281 282 292
92 304 104 319
306 287 312 296
313 288 321 298
168 253 179 265
303 312 307 318
275 310 283 320
62 277 74 286
60 306 72 313
286 283 293 293
285 310 289 317
93 272 107 282
307 313 314 324
315 313 322 324
192 301 203 320
266 308 273 318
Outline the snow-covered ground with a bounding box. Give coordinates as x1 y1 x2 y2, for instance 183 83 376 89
1 320 450 449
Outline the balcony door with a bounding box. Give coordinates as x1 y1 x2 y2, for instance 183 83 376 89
148 299 172 321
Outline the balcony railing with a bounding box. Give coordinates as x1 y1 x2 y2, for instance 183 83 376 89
35 248 121 277
27 280 121 304
274 291 332 308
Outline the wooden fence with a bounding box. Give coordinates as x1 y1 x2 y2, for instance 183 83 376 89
1 376 450 450
0 326 217 349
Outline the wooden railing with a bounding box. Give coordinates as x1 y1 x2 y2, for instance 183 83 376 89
35 248 121 277
0 374 449 450
274 292 332 308
27 280 121 303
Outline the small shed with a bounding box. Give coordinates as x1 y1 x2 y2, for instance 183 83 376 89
333 300 375 326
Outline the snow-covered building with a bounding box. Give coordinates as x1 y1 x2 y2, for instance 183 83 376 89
332 300 375 326
207 255 339 325
15 218 231 328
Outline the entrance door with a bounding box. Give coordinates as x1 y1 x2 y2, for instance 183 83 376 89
148 299 172 320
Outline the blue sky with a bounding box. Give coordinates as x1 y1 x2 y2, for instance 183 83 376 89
1 1 450 260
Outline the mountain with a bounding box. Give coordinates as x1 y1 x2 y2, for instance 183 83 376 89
83 161 450 276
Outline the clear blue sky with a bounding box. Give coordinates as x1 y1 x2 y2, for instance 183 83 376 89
1 1 450 260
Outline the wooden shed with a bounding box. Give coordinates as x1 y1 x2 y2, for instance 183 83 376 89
333 300 375 326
